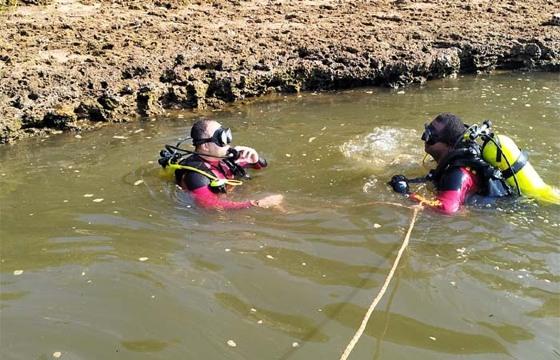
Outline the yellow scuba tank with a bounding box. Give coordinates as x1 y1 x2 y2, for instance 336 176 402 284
160 163 180 180
481 134 560 204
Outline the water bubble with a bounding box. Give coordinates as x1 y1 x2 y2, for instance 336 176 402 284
340 127 421 170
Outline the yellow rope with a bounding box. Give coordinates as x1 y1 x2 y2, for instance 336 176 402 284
339 205 422 360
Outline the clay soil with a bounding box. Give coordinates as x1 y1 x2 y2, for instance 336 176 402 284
0 0 558 143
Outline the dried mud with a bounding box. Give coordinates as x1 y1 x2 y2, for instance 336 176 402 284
0 0 558 143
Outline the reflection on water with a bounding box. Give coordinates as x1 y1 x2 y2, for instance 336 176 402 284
1 73 559 359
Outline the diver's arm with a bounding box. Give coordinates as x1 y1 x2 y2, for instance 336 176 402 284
409 167 476 215
190 186 254 209
409 191 460 215
179 171 254 209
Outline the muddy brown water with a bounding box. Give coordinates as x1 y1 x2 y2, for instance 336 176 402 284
1 73 559 359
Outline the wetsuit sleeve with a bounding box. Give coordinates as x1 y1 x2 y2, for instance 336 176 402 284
409 167 477 215
236 158 268 170
190 186 254 210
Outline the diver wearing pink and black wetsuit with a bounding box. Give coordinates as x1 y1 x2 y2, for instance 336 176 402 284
175 119 284 210
390 113 510 215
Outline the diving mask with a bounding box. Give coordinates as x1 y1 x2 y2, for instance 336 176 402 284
193 127 233 147
421 123 440 146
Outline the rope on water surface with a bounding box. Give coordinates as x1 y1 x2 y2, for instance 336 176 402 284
339 204 422 360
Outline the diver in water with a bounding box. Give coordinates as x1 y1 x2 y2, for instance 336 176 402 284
389 113 511 214
159 119 284 210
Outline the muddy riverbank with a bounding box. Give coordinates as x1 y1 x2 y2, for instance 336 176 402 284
0 0 558 143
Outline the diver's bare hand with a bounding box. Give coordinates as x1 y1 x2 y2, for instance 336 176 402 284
234 145 259 164
252 194 284 208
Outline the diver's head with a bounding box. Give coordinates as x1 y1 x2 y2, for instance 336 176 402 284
191 119 232 159
422 113 465 162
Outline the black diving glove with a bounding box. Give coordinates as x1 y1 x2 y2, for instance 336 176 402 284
389 175 410 194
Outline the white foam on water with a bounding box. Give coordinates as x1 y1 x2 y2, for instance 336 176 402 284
340 127 423 170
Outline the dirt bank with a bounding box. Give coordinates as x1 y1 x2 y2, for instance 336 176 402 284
0 0 558 143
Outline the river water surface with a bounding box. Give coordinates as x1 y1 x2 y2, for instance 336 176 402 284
1 73 559 360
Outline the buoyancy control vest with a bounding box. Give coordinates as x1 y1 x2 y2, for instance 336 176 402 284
159 151 243 194
429 140 512 198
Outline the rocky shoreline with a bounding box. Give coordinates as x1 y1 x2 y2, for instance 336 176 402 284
1 0 558 143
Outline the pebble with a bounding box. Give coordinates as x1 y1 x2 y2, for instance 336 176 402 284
429 336 436 341
113 135 127 139
53 352 62 358
13 270 23 276
133 180 144 186
83 194 94 197
266 254 274 260
92 198 104 203
292 342 300 348
373 223 381 228
225 248 231 252
226 340 237 347
138 257 149 262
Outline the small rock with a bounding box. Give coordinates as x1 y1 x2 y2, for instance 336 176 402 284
13 270 24 276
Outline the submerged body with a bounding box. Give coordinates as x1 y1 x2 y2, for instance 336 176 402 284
176 153 266 209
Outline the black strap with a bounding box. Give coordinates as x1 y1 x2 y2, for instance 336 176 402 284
501 151 528 179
